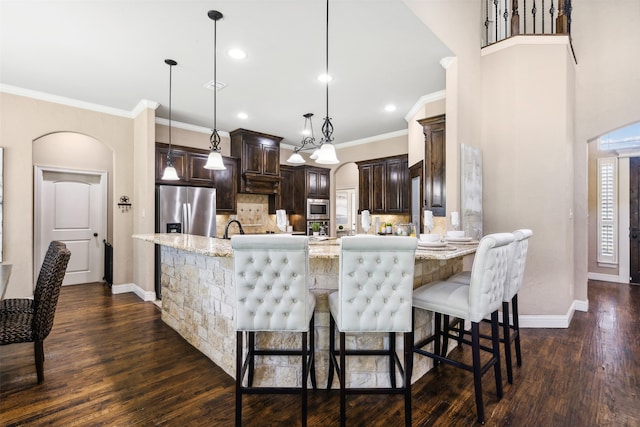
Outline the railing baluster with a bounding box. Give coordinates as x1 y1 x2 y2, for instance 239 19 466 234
542 0 545 33
503 0 509 38
485 0 490 44
532 0 537 33
511 0 520 36
494 0 499 44
549 0 556 33
524 0 527 33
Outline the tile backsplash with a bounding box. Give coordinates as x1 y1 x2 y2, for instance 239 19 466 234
215 194 280 237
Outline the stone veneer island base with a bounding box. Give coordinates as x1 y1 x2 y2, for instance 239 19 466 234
133 233 477 388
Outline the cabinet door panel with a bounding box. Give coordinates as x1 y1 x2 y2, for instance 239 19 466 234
243 141 264 175
385 159 403 213
213 157 237 213
359 164 373 212
263 145 280 176
188 153 214 185
372 162 386 213
421 115 446 216
156 147 187 183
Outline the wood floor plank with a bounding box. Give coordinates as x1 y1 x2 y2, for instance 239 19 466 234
1 281 639 426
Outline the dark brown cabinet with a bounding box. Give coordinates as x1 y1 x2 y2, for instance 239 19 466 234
419 114 446 216
271 165 297 213
230 128 282 194
269 165 331 215
212 156 238 213
357 155 408 214
156 145 187 181
304 166 330 199
155 143 237 213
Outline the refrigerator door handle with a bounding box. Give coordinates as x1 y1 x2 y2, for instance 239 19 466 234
182 203 189 234
186 203 192 234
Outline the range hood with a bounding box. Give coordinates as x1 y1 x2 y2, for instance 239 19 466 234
230 128 282 195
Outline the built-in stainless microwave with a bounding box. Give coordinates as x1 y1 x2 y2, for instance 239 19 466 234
307 198 329 220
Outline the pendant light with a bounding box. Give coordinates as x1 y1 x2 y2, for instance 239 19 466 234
286 113 316 164
204 10 226 170
315 0 339 165
161 59 180 181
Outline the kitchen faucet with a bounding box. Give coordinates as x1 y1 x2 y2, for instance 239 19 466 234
223 219 245 239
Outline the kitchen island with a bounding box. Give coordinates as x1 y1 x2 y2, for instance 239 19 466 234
133 233 477 388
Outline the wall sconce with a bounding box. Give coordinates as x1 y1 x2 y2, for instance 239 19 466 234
118 195 132 212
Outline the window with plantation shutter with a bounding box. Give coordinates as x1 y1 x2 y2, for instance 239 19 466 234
597 157 617 265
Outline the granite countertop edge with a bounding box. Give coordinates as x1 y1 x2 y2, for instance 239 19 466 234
132 234 476 260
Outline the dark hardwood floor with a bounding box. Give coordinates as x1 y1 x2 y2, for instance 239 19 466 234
1 281 638 426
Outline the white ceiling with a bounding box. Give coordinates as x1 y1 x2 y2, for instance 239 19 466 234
0 0 450 147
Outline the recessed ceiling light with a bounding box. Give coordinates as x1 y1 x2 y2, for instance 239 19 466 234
384 104 397 112
237 112 248 119
228 48 247 60
317 73 333 83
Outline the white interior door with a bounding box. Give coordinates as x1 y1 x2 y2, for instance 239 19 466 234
35 167 107 285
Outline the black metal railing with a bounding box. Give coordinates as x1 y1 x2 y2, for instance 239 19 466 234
483 0 572 47
103 240 113 286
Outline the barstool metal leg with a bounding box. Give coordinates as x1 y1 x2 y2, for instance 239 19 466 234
235 331 243 427
389 332 396 388
301 330 308 427
512 294 523 366
502 301 514 384
491 311 503 398
327 314 336 389
403 332 413 427
339 331 347 427
471 322 485 424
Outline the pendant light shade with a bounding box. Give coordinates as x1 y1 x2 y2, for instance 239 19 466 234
286 152 306 164
161 59 180 181
315 141 339 164
204 10 226 171
205 150 225 169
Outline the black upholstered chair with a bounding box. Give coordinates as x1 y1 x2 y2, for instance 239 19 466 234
0 241 71 383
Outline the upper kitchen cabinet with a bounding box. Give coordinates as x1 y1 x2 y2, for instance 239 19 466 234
230 128 282 195
212 156 238 213
269 164 297 213
419 115 446 216
357 154 408 214
155 143 238 213
156 144 187 183
303 166 330 199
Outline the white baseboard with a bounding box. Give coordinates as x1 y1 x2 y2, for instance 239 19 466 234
587 272 627 283
499 298 588 329
111 283 157 302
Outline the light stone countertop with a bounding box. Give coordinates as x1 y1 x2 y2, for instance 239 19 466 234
133 233 477 260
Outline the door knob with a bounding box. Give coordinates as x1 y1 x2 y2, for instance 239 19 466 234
94 233 98 237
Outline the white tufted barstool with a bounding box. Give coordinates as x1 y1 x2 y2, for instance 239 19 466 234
446 229 533 384
326 236 417 427
412 232 514 425
231 235 316 427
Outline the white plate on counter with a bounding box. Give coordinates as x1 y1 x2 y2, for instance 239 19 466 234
418 241 447 248
445 236 474 242
417 245 457 251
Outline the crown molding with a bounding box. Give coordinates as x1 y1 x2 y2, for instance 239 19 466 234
404 90 446 123
155 118 230 138
0 84 161 119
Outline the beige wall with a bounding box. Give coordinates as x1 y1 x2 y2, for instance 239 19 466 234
0 92 141 299
481 40 576 315
574 1 640 290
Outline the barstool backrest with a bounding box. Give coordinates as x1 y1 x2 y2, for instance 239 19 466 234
337 236 417 333
232 235 310 332
468 233 514 323
504 229 533 301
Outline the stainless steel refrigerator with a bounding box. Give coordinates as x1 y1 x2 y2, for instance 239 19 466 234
155 185 216 298
156 185 217 237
